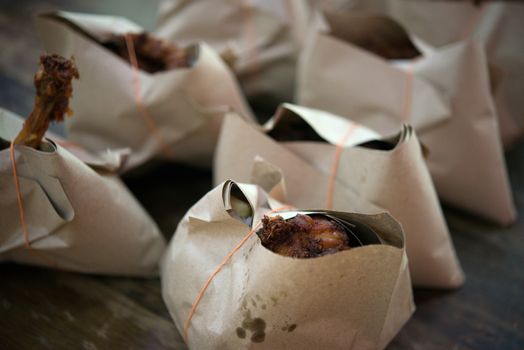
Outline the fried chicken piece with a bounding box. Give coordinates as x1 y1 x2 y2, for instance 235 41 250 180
258 214 351 258
14 54 79 149
103 32 190 73
325 12 421 60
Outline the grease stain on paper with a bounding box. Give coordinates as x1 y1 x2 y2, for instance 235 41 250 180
281 323 297 332
236 309 266 343
236 327 246 339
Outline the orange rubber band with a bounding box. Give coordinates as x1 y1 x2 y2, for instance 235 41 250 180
10 142 58 268
325 124 358 209
10 142 30 248
401 63 414 122
241 1 293 81
402 3 486 125
327 59 413 210
124 34 174 158
461 2 488 40
241 0 262 77
183 204 294 343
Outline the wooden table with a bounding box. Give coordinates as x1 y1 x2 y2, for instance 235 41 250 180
1 1 523 349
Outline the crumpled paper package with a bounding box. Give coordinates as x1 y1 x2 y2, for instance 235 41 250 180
36 11 255 170
156 0 312 115
214 104 464 288
348 0 524 148
161 179 414 349
0 108 166 276
296 11 516 225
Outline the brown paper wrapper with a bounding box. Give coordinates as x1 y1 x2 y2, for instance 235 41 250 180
156 0 312 112
377 0 524 148
36 11 255 170
297 11 516 225
0 109 165 276
214 105 464 288
161 180 414 349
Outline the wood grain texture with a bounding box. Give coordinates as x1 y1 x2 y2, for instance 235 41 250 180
0 1 523 349
0 264 185 350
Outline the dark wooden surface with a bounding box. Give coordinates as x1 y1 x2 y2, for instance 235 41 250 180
1 1 524 349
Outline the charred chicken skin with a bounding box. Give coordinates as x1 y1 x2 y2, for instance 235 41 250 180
103 32 190 73
258 214 351 258
14 54 79 149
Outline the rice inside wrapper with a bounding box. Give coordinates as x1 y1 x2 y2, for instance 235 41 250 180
296 11 516 225
347 0 524 148
36 11 255 170
0 109 165 275
214 105 464 288
156 0 312 116
161 180 414 349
